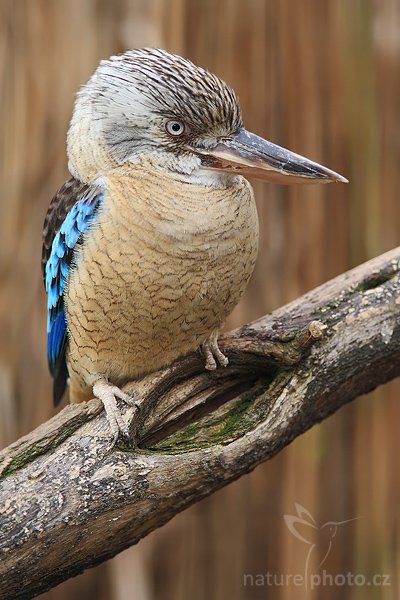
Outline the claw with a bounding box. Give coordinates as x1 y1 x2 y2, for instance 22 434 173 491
201 336 229 371
93 379 139 445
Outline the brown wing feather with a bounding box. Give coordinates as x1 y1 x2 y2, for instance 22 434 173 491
41 177 91 284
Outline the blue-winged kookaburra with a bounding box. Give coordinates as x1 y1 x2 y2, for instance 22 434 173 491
42 48 347 442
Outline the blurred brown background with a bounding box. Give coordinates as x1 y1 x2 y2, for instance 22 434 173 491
1 0 399 598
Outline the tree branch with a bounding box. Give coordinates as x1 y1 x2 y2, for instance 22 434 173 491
1 248 400 599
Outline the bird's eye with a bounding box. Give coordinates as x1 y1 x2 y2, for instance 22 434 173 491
165 120 186 137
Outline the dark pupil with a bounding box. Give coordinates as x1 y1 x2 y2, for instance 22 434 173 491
172 123 181 132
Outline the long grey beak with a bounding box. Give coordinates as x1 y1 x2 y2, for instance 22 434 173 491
194 128 348 185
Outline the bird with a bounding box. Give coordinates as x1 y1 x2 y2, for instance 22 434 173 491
42 48 347 443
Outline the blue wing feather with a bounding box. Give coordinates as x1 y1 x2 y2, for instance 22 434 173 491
44 186 104 388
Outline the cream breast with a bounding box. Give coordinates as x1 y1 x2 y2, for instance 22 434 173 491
65 165 259 391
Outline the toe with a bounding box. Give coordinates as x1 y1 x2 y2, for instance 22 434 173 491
204 351 217 370
202 337 229 370
93 379 132 444
114 409 131 439
113 387 136 406
217 352 229 367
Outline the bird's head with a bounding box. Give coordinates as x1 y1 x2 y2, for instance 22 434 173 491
68 48 347 186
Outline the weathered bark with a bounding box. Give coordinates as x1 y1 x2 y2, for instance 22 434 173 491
0 247 399 599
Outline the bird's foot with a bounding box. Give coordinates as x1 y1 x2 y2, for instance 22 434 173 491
201 337 229 371
93 379 140 447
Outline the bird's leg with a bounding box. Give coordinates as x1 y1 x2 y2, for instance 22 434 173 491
201 330 229 371
93 379 140 446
